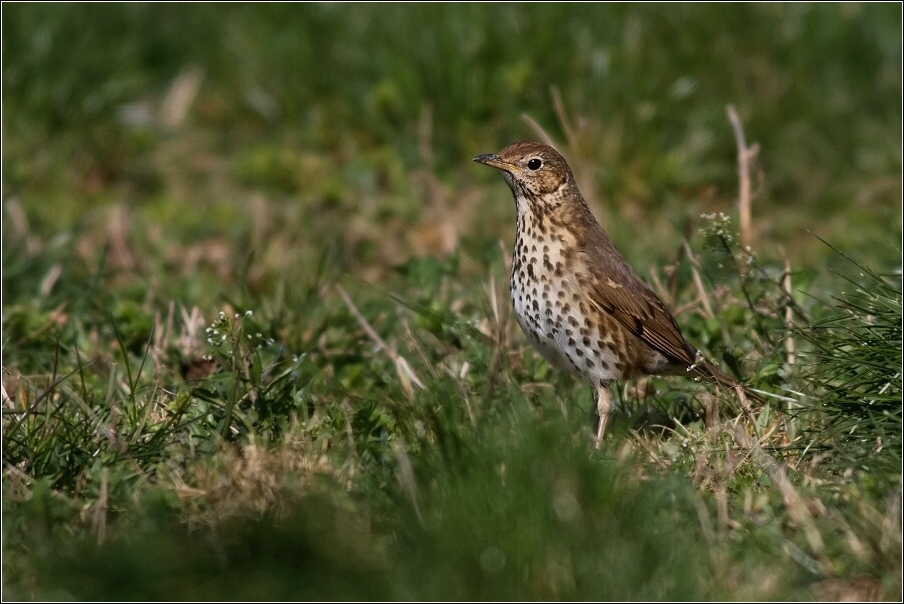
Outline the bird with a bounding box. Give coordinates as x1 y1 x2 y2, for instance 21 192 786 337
474 141 751 447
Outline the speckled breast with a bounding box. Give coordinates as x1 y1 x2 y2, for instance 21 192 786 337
509 214 626 385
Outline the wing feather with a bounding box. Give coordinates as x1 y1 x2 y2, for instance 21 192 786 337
576 249 697 368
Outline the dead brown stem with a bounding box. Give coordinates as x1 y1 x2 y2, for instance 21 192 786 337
521 112 558 148
732 421 827 564
727 105 754 250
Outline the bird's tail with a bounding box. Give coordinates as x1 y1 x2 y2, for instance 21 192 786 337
694 361 764 404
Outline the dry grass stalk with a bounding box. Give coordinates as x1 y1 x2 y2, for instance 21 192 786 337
731 419 826 563
5 197 42 256
39 264 62 297
520 112 557 148
91 468 109 545
160 65 203 128
647 268 674 308
784 258 796 366
551 86 578 149
726 105 757 251
392 439 423 524
703 393 721 442
629 429 668 470
340 398 359 472
402 319 439 382
683 241 716 320
336 284 425 396
479 270 510 410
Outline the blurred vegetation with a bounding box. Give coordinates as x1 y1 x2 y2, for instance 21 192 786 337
2 3 901 601
3 3 900 265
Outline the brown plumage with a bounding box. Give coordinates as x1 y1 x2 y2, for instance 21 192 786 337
474 141 747 446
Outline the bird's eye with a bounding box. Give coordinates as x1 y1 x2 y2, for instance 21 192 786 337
527 158 542 170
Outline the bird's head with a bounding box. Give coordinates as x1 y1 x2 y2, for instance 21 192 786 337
473 141 576 200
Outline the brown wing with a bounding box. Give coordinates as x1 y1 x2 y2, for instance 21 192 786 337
580 247 752 392
585 265 696 364
575 238 698 368
566 209 752 395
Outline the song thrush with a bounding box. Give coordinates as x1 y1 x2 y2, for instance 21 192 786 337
474 141 747 447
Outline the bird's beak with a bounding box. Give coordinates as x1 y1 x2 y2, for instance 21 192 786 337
473 153 517 172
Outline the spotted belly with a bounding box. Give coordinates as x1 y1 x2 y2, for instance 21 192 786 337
510 271 625 384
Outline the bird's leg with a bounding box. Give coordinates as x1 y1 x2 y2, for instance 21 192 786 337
594 384 613 449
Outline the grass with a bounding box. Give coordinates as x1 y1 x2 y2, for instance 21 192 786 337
3 3 902 601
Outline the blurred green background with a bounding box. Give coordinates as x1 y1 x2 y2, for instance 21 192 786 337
2 3 901 601
3 3 901 281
